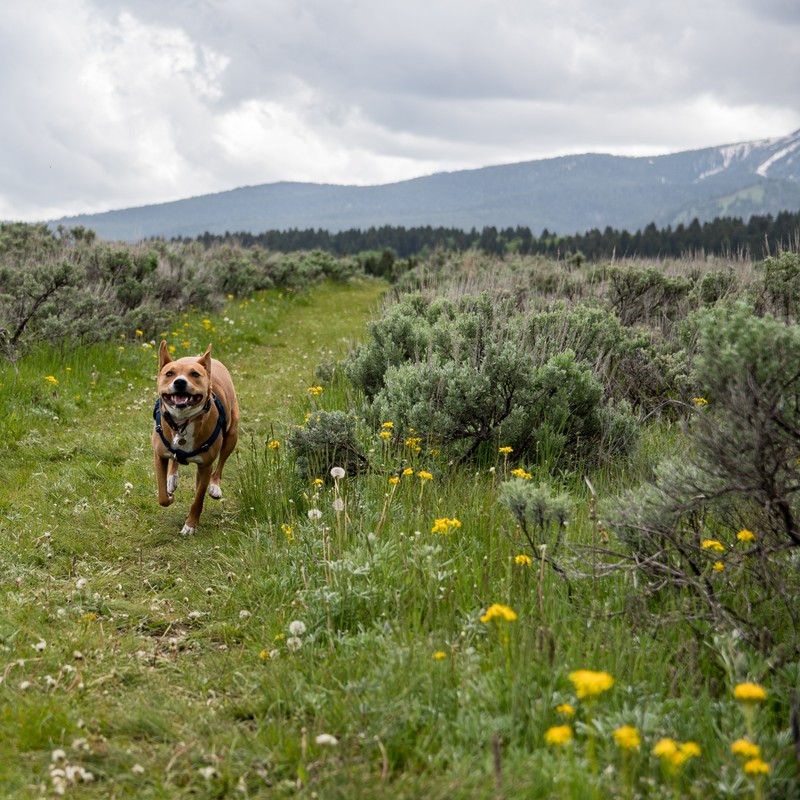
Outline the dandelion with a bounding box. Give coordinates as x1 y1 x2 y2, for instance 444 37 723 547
238 610 251 620
734 682 767 703
76 578 88 590
713 561 725 572
702 539 725 552
259 649 270 660
333 497 345 512
545 725 573 746
731 739 761 759
307 508 322 521
652 738 678 759
131 764 145 774
44 375 59 385
389 476 400 485
418 470 433 481
433 651 447 660
499 446 513 454
743 758 770 775
402 468 414 476
514 554 532 566
316 734 339 746
32 639 47 652
286 636 302 652
51 749 67 763
556 703 575 716
568 669 614 699
511 468 532 480
480 603 517 623
330 466 346 480
288 620 306 636
613 725 641 750
135 329 144 336
737 529 756 543
267 440 280 449
312 478 324 486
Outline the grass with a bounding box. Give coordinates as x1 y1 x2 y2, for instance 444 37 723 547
0 277 792 798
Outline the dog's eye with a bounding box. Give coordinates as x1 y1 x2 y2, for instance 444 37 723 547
190 370 201 378
165 370 174 377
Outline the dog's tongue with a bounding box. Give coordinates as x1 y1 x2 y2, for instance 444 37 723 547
171 394 191 406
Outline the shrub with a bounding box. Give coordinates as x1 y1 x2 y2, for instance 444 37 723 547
287 410 368 478
606 303 800 652
760 250 800 321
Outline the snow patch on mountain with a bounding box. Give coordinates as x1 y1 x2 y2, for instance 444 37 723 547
756 139 800 177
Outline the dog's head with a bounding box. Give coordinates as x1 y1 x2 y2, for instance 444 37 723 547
157 341 213 418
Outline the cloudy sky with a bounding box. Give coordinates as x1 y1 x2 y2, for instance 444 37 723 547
2 0 799 222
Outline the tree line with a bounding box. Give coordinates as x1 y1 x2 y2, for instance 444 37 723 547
180 209 800 260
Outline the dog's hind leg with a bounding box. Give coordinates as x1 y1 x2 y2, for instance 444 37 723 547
182 463 213 535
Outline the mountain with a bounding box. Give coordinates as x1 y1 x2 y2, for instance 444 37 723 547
53 130 800 242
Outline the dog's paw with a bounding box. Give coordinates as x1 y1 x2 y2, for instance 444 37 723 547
180 523 196 536
167 475 178 495
208 483 222 500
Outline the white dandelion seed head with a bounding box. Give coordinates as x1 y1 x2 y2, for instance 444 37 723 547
330 466 345 480
307 508 322 521
288 620 306 636
51 749 67 763
131 764 145 774
238 609 251 619
75 578 88 590
333 497 345 512
316 733 339 746
32 639 47 652
286 636 303 652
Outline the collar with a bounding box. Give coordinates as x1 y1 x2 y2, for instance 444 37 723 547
153 394 227 465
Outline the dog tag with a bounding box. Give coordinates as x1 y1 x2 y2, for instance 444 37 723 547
178 437 186 445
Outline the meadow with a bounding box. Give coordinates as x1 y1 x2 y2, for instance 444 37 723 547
0 238 798 798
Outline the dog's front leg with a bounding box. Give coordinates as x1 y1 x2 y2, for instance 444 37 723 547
182 462 213 535
154 453 174 507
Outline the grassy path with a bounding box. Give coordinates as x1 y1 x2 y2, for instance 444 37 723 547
0 279 387 798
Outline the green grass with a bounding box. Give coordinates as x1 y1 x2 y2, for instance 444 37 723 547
0 278 792 798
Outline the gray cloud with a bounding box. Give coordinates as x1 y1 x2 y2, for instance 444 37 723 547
1 0 798 221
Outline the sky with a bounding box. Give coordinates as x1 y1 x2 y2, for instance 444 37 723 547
2 0 799 223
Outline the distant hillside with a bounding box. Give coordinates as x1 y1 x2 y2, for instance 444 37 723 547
53 130 800 243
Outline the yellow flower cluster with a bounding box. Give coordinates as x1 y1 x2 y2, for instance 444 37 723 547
307 385 324 396
652 738 701 768
418 470 433 481
480 603 518 623
499 446 513 454
514 554 532 566
433 651 447 660
743 758 770 775
701 539 725 552
568 669 614 699
267 440 280 449
431 517 462 534
545 725 573 746
556 703 575 717
613 725 641 750
737 528 756 543
380 430 392 440
405 436 422 451
692 397 709 407
733 682 767 703
511 468 532 480
44 375 59 385
731 739 761 759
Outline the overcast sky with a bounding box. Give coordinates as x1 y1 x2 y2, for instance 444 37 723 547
2 0 799 223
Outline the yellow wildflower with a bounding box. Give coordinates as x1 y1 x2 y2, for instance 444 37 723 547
480 603 517 623
389 476 400 485
402 468 414 476
312 477 324 486
259 649 270 660
433 651 447 660
514 554 532 566
44 375 59 384
499 446 513 454
544 725 573 746
431 517 461 534
737 529 756 543
613 725 641 750
675 742 701 764
743 758 770 775
568 669 614 699
713 561 725 572
280 524 294 542
731 739 761 759
652 738 678 759
692 397 709 407
702 539 725 552
382 421 394 429
511 468 532 480
556 703 575 717
734 682 767 703
135 329 144 336
267 440 280 449
379 430 392 440
418 470 433 481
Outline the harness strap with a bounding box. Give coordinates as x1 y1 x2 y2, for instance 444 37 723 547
153 395 227 465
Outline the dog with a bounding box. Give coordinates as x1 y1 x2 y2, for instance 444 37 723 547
152 341 240 535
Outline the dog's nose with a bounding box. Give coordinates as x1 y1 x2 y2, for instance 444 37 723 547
172 377 188 391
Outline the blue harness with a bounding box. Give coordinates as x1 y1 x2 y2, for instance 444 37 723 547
153 395 227 465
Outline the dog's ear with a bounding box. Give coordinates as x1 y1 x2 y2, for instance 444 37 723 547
197 343 213 376
158 341 171 370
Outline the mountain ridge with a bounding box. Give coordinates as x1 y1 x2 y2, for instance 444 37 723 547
51 129 800 242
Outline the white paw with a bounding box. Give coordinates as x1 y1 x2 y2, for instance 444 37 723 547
180 524 196 536
167 474 178 495
208 483 222 500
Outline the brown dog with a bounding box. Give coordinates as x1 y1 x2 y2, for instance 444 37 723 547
152 341 240 535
